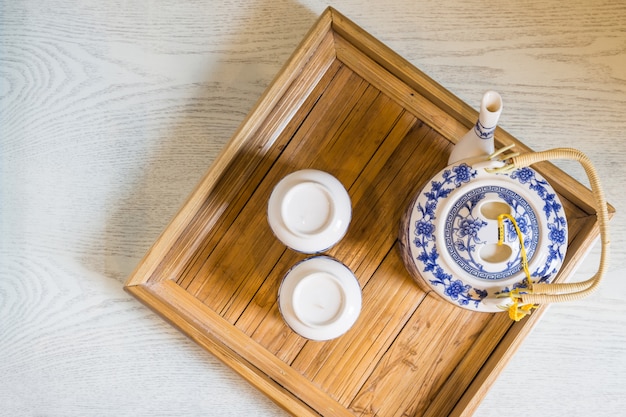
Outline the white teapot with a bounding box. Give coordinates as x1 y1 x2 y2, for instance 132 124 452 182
400 92 610 320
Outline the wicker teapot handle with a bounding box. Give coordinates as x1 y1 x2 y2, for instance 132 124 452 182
493 147 610 306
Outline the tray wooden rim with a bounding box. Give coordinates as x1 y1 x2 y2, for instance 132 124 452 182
124 7 613 417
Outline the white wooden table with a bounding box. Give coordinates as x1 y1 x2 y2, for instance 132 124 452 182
2 1 625 415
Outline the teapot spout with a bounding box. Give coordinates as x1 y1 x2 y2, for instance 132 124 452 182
448 91 503 165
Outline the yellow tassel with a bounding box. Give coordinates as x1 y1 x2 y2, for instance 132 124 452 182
505 289 538 321
497 214 538 321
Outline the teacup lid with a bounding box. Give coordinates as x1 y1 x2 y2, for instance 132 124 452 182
268 169 351 253
405 161 568 312
278 256 361 341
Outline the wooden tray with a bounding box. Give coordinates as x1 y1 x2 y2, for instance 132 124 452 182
124 8 611 416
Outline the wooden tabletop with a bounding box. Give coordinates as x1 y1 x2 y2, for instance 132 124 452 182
2 1 625 416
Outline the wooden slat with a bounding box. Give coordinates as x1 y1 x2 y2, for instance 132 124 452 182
349 295 494 417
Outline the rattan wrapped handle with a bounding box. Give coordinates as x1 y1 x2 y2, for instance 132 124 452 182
504 148 610 304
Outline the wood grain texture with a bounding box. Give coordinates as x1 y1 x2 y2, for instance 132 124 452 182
2 1 625 416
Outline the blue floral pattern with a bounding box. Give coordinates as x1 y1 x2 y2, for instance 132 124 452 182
474 120 497 140
444 185 539 280
412 164 488 308
452 207 488 271
509 167 567 278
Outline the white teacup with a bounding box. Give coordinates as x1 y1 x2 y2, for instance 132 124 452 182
267 169 351 253
278 256 361 341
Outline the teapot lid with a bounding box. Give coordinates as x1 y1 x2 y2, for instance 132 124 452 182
405 161 567 312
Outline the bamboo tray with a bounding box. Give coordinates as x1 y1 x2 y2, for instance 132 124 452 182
125 8 612 416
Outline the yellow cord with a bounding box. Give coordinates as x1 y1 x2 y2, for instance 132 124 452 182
497 213 537 321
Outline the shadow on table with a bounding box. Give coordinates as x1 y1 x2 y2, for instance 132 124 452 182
103 0 318 284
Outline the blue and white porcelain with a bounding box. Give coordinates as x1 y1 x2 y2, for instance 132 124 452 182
401 92 568 313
